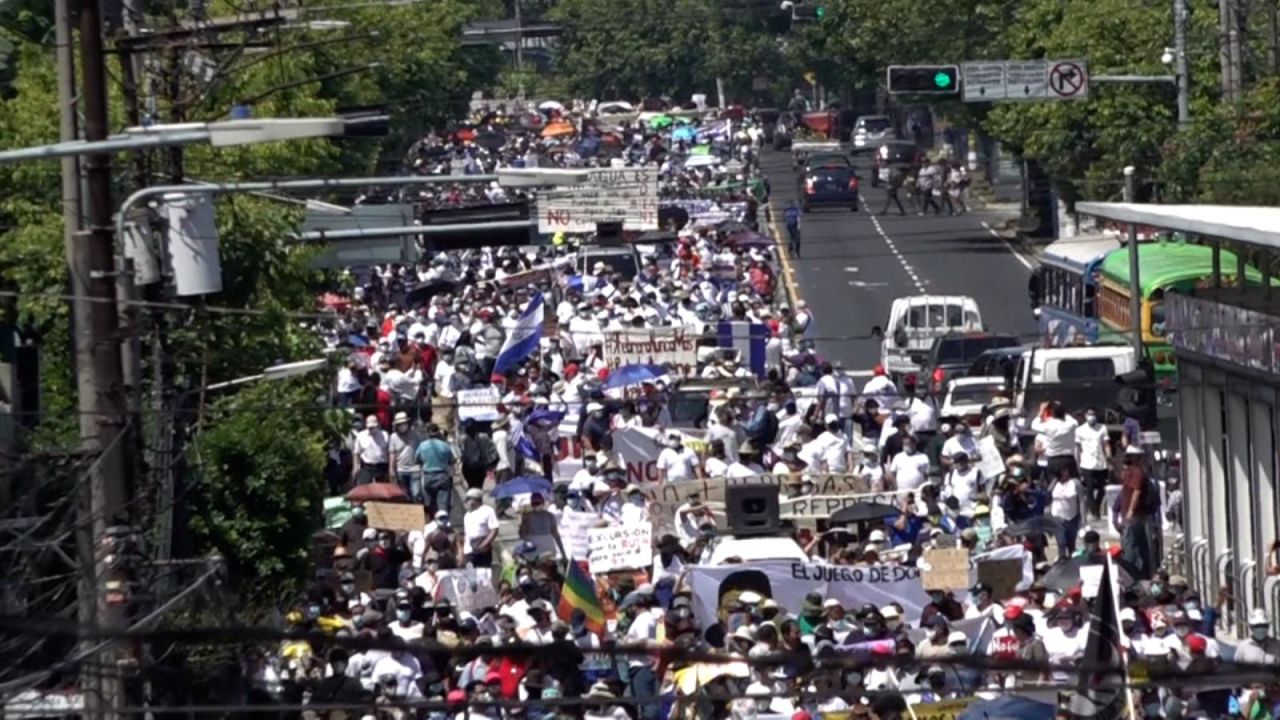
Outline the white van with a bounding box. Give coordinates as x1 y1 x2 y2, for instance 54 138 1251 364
1013 345 1136 420
877 295 983 378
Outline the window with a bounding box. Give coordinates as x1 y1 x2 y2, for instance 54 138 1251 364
1054 358 1116 381
908 306 926 328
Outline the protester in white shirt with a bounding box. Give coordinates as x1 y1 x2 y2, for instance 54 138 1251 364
656 433 700 483
888 436 931 491
1030 401 1079 475
1074 409 1111 517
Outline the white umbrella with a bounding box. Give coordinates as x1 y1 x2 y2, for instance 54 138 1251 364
538 100 565 112
684 154 721 168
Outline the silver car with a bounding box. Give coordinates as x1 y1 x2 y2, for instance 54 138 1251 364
852 115 894 154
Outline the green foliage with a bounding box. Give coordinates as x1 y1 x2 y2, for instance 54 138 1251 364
187 376 336 606
1162 78 1280 204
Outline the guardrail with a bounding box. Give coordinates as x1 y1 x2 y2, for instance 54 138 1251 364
1240 558 1259 630
1216 548 1236 635
1265 575 1280 638
1191 536 1210 605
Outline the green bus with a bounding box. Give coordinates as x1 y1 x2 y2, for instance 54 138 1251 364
1096 241 1261 382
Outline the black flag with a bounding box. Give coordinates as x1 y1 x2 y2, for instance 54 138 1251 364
1069 557 1130 720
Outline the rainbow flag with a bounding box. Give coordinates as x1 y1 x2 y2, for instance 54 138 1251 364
558 557 606 635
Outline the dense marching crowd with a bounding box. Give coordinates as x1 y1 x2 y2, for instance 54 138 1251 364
257 100 1279 720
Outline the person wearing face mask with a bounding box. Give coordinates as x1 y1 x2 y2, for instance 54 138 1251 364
822 599 854 642
941 451 982 513
389 598 425 641
1074 406 1112 519
656 431 701 483
462 488 500 572
1237 609 1280 665
915 615 953 659
340 504 370 551
337 572 373 611
940 422 978 469
887 435 930 492
1041 604 1087 681
364 531 410 591
306 648 371 710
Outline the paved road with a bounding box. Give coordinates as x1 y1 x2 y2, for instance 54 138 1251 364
761 149 1039 372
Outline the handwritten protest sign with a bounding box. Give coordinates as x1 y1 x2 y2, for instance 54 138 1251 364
558 508 602 560
911 696 977 720
922 548 971 591
456 386 501 422
977 435 1006 480
435 569 500 612
779 490 910 519
603 328 698 373
365 501 425 533
588 523 653 574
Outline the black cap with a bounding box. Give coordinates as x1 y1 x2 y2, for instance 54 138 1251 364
971 582 992 595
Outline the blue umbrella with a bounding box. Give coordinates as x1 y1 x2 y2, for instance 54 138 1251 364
526 407 566 427
346 334 370 348
956 695 1055 720
672 125 696 143
491 475 553 500
603 363 667 390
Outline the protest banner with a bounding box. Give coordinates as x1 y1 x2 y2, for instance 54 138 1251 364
456 386 501 422
615 426 666 484
922 548 971 591
538 168 659 233
364 501 425 533
977 558 1025 600
603 328 699 373
588 523 653 574
779 490 910 520
640 473 879 507
686 560 930 630
435 569 500 612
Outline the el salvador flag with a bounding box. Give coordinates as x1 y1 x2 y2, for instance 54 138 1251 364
717 321 769 378
493 290 544 376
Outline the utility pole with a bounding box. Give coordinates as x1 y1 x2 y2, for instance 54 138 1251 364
1175 0 1191 127
55 0 102 712
77 1 136 717
1220 0 1244 101
1123 166 1143 359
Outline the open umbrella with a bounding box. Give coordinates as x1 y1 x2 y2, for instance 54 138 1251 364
1040 555 1136 593
541 120 576 138
404 278 459 307
829 502 901 525
673 662 751 694
1005 515 1069 552
648 114 674 130
602 363 667 390
538 100 565 113
473 129 507 152
684 154 720 168
956 695 1056 720
672 125 696 143
491 475 553 500
346 482 407 502
724 230 774 249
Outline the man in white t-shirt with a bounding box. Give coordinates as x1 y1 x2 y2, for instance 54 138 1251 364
888 435 931 491
1074 408 1111 518
656 432 700 483
462 488 499 568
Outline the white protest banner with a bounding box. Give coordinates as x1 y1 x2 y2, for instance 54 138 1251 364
779 490 910 520
558 508 600 559
538 168 659 233
588 523 653 574
435 569 500 612
603 328 699 373
640 473 881 507
615 426 666 484
685 560 930 631
456 386 501 422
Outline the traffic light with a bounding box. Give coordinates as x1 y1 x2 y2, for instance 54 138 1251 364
784 1 825 21
1115 358 1158 429
886 65 960 95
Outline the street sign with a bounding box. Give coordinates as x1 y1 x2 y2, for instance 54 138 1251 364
960 59 1089 102
1004 60 1047 100
961 62 1007 101
1048 59 1089 100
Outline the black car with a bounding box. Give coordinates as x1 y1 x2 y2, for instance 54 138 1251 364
871 140 923 187
967 345 1030 383
922 333 1021 396
799 164 860 212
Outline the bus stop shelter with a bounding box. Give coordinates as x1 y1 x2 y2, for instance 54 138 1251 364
1075 201 1280 640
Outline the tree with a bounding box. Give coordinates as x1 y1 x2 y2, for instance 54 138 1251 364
186 376 343 607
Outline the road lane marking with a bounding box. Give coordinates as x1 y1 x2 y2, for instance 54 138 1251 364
981 221 1035 270
869 214 927 293
767 202 803 304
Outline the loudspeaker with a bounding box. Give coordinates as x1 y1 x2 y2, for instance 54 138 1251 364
725 485 780 537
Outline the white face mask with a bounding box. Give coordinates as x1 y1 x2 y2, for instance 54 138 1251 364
1086 414 1098 425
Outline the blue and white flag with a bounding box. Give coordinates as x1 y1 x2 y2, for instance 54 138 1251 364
716 321 769 378
493 291 544 376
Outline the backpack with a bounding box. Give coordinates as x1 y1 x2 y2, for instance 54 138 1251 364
1140 474 1161 515
752 409 779 446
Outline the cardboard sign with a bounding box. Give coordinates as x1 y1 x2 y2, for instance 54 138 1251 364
435 569 500 612
977 558 1024 601
588 523 653 574
977 435 1006 480
922 548 971 591
365 501 426 533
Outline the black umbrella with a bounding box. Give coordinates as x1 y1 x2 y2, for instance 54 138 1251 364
830 501 901 525
715 219 751 235
404 278 459 307
1004 515 1069 552
658 205 690 231
473 129 507 152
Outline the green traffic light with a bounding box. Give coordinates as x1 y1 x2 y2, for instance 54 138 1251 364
815 5 825 18
934 71 952 88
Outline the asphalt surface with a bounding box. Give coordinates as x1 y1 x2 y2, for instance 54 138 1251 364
762 149 1039 372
